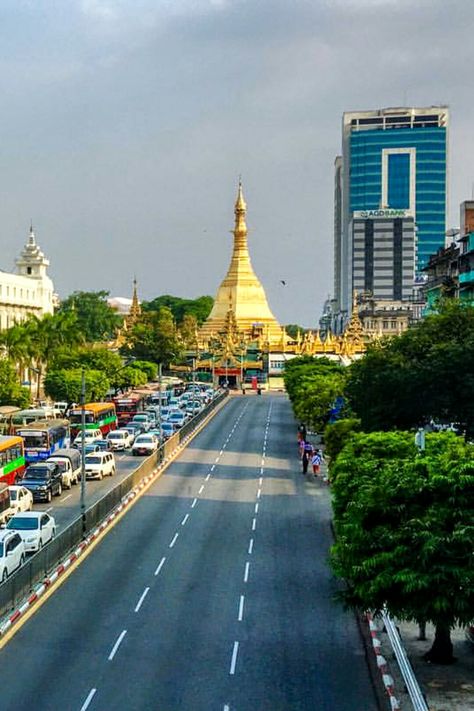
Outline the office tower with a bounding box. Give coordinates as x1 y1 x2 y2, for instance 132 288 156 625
334 106 449 317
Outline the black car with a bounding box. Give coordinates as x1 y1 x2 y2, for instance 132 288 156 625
21 463 63 503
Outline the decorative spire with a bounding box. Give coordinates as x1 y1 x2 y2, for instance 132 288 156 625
234 179 247 237
126 277 141 327
28 223 36 246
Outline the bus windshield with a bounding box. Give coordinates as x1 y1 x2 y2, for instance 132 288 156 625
20 433 48 449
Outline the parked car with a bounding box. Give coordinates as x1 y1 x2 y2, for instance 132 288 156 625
131 414 152 432
47 448 81 488
0 530 25 581
21 462 63 503
6 511 56 552
106 429 134 451
84 451 116 480
73 429 103 448
132 434 159 456
8 486 33 514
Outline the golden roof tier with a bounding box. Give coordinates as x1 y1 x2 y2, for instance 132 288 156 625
199 181 282 345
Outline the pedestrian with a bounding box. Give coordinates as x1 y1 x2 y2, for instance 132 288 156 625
297 422 307 442
302 440 313 475
312 449 322 476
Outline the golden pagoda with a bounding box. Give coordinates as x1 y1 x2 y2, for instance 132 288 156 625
199 181 282 344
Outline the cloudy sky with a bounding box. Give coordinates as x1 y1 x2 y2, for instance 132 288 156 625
0 0 472 325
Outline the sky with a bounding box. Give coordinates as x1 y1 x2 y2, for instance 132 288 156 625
0 0 472 327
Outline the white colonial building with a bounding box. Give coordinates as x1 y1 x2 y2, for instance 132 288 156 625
0 226 55 330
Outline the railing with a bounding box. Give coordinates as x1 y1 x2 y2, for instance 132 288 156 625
0 390 228 619
381 610 429 711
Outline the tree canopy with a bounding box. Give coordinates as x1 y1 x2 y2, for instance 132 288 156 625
284 356 348 431
143 295 213 325
0 360 31 408
121 307 182 366
346 300 474 435
330 430 474 664
58 290 121 342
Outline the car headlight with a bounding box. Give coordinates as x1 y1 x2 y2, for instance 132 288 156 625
26 537 36 543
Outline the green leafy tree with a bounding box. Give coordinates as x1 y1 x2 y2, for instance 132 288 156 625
0 360 31 408
58 291 121 342
179 314 199 348
284 324 308 339
121 307 182 366
323 418 361 466
330 430 474 664
44 368 110 403
346 301 474 436
112 366 147 392
284 356 348 431
129 360 158 381
143 295 213 325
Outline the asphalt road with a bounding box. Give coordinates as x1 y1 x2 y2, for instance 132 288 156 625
0 395 378 711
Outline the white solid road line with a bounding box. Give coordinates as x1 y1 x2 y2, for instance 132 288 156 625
229 641 239 675
169 533 179 548
191 498 198 508
134 587 150 613
154 557 166 576
248 538 254 555
238 595 245 622
181 513 189 526
108 630 127 661
252 518 256 531
80 688 97 711
62 494 72 502
244 561 250 583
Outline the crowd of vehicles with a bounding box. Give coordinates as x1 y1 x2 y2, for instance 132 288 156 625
0 380 218 579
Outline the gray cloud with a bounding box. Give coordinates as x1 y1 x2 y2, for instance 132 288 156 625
0 0 472 326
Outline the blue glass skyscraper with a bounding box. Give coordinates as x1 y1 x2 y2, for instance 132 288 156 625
334 107 449 315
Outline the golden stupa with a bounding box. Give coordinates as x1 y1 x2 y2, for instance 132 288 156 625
199 182 282 345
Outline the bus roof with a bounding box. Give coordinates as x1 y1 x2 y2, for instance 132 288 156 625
17 419 69 432
0 406 22 417
0 435 24 449
83 403 115 414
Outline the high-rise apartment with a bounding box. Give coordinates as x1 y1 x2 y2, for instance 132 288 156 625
333 106 449 318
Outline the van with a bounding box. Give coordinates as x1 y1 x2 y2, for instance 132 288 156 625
47 448 82 488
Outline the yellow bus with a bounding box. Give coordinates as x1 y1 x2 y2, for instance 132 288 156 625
68 403 117 438
0 435 26 485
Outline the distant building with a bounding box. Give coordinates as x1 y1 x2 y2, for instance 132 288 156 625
0 226 55 330
333 106 449 322
458 201 474 305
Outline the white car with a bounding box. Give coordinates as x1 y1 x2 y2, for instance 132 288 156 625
73 429 103 447
106 429 133 451
8 486 33 514
132 414 152 432
0 530 25 581
84 451 116 480
6 512 56 552
132 434 159 456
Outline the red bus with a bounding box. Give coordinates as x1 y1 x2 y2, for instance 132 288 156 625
112 392 147 426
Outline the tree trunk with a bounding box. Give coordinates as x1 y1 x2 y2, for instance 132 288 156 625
423 623 456 664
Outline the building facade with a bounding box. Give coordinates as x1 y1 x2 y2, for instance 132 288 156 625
334 106 449 318
0 227 55 330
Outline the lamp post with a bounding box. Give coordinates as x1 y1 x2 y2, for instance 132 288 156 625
157 362 162 444
80 368 87 538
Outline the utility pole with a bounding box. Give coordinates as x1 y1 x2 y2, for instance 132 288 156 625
158 362 162 444
80 368 87 539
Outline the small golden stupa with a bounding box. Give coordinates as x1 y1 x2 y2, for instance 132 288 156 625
199 181 281 345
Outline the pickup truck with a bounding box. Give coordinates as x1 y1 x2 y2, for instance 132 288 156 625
0 483 14 524
47 448 81 488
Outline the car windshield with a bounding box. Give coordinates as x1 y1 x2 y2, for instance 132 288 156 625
170 414 182 420
85 456 102 464
108 433 124 439
24 468 49 480
9 490 17 500
136 436 152 443
7 517 39 530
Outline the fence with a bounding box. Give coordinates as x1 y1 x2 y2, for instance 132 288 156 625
0 390 228 618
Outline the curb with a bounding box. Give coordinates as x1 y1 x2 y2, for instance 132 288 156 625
0 397 228 638
367 612 401 710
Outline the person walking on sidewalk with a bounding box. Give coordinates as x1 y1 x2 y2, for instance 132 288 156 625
302 441 313 475
312 449 322 477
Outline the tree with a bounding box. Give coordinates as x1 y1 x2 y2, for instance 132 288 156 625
323 418 361 466
346 301 474 436
143 295 213 325
284 324 308 339
284 356 348 431
129 360 158 381
121 307 182 366
58 291 121 342
112 366 147 392
0 360 31 408
179 314 199 348
330 430 474 664
44 368 110 403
